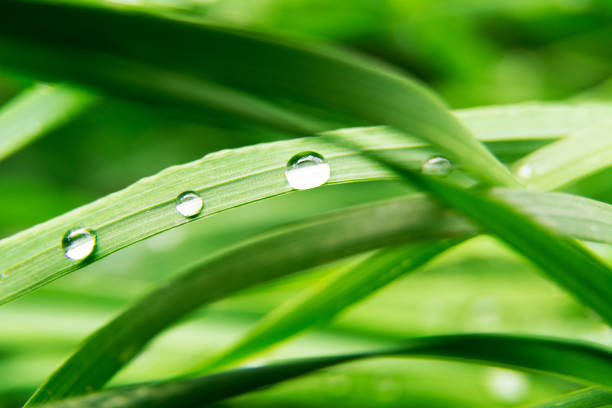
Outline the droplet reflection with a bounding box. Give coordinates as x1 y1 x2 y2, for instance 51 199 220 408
61 228 97 260
285 151 331 190
175 191 204 218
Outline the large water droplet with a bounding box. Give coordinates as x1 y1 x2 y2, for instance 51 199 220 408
422 156 452 176
285 151 331 190
61 228 97 260
175 191 203 218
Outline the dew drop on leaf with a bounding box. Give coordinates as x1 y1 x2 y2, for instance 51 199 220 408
285 151 331 190
175 191 204 218
61 228 97 260
421 156 452 176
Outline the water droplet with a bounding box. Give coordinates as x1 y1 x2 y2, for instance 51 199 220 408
517 164 534 179
175 191 203 218
0 272 8 280
61 228 97 260
485 368 529 403
285 151 331 190
422 156 452 176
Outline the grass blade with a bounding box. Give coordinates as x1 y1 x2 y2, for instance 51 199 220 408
194 241 459 373
203 106 612 371
456 102 612 141
347 147 612 326
0 116 605 306
23 188 612 405
0 1 517 186
513 120 612 190
0 83 94 162
523 387 612 408
2 100 608 304
34 334 612 408
22 197 463 405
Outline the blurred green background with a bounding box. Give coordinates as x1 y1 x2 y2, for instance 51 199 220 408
1 0 611 407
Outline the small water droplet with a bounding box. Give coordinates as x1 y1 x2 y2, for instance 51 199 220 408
285 151 331 190
0 272 8 280
175 191 203 218
517 164 534 179
422 156 452 176
61 228 96 260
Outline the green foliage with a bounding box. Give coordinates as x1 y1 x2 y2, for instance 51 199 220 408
0 1 611 408
31 335 612 408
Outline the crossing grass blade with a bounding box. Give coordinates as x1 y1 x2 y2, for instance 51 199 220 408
1 109 608 306
201 105 612 372
193 240 460 373
523 387 612 408
512 120 612 190
0 0 519 187
33 334 612 408
2 100 609 305
22 197 463 405
345 146 612 326
456 102 612 141
0 83 95 162
22 188 612 405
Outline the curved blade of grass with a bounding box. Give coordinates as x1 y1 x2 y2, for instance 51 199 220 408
22 196 469 405
0 112 605 306
1 101 608 303
23 189 612 405
0 1 518 187
1 167 611 307
523 387 612 408
350 147 612 326
0 129 432 304
0 83 95 162
35 334 612 408
194 240 460 373
196 108 612 372
513 120 612 190
457 102 612 141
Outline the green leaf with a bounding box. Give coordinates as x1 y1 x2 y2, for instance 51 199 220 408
194 240 459 373
23 189 612 405
21 196 455 405
344 147 612 326
183 102 612 373
198 107 612 371
456 102 612 141
34 334 612 408
0 114 604 306
523 387 612 408
2 100 608 304
513 120 612 190
0 1 517 186
0 83 94 162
